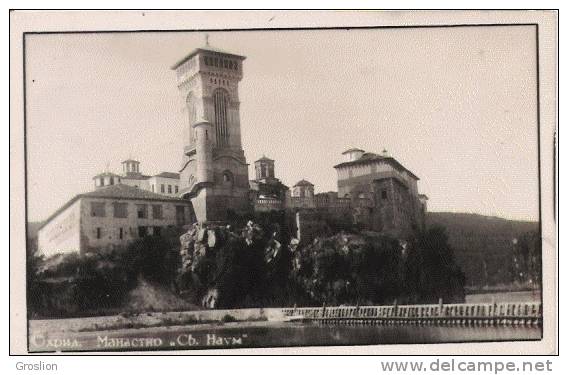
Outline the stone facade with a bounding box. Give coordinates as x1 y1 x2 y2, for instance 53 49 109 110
333 150 426 236
249 156 289 212
250 149 427 241
173 47 250 222
37 185 192 256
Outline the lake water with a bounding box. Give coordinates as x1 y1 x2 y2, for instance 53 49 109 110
178 323 542 349
465 290 541 304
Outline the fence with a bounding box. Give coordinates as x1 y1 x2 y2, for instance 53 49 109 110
281 302 542 327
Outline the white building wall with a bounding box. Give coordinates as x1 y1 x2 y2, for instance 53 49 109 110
147 176 180 196
80 197 191 252
37 199 82 258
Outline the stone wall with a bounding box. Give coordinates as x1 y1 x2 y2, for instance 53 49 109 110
372 177 420 238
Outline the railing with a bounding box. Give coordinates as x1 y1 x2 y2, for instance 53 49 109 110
253 197 283 211
281 302 542 327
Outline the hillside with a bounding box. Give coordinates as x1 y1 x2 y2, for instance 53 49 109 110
426 212 539 289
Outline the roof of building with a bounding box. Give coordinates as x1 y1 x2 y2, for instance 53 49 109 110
38 184 187 231
92 172 121 179
333 152 420 180
294 179 314 187
121 159 140 164
154 172 180 179
171 46 246 70
255 155 274 163
341 148 365 155
122 174 151 180
81 184 184 201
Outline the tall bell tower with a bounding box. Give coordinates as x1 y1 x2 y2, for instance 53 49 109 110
172 43 250 222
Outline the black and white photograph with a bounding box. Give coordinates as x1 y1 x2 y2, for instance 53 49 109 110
9 10 557 355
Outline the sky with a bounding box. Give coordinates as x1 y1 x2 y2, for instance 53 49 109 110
25 26 540 222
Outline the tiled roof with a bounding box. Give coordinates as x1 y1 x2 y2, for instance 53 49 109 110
82 184 182 201
334 153 420 180
154 172 180 179
38 184 187 231
294 179 314 187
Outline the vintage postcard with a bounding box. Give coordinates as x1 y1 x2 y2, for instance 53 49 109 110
9 10 558 355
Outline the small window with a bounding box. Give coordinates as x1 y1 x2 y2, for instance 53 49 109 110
119 228 124 240
136 204 148 219
381 190 388 200
151 184 155 192
96 227 102 239
222 171 233 186
152 205 163 219
110 177 114 185
168 185 172 194
161 184 165 193
113 202 128 218
138 226 148 238
153 226 162 237
175 185 179 193
176 206 186 226
91 202 106 217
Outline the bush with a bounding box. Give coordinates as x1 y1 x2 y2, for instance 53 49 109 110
28 230 183 318
221 314 237 323
290 228 466 306
290 232 403 305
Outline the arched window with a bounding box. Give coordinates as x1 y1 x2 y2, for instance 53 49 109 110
222 170 233 187
186 93 196 143
213 89 230 147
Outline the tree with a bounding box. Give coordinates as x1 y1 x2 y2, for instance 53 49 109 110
511 231 541 287
405 226 466 303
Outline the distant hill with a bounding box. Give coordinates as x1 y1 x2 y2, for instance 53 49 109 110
426 212 539 288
